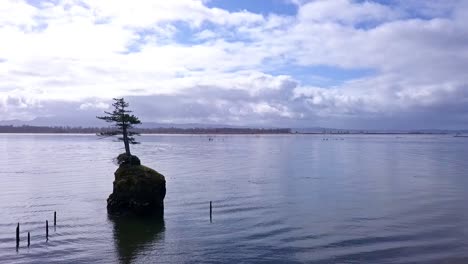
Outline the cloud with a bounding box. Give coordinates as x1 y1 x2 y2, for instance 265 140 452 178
0 0 467 128
298 0 398 25
79 101 109 110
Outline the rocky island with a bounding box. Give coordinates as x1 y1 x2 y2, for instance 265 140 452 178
97 98 166 216
107 154 166 216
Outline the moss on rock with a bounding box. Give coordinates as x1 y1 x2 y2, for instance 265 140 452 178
107 159 166 216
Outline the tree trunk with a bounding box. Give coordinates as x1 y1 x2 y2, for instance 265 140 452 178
122 125 131 156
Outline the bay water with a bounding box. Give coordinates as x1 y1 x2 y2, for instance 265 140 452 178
1 134 468 263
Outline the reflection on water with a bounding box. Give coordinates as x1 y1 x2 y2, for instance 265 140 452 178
109 215 165 264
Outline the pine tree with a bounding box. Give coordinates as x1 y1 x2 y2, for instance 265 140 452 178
97 98 141 156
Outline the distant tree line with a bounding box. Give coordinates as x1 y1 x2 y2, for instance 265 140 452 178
0 125 292 134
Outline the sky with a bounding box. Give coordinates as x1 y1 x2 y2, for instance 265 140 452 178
0 0 467 129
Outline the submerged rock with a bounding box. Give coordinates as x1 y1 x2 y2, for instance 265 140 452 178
107 157 166 216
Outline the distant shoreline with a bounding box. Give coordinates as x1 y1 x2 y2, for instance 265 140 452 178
0 125 465 135
0 125 291 134
0 133 459 136
0 133 463 136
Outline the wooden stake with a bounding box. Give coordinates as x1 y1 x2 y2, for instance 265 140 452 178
27 232 30 247
16 223 19 248
46 220 49 240
54 211 56 226
210 201 212 222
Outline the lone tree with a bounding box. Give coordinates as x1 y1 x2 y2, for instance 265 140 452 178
97 98 141 156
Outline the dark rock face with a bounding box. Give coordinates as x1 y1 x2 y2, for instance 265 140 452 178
115 153 141 166
107 161 166 216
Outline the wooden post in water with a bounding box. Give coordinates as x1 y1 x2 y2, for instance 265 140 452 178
54 211 56 226
210 201 212 222
16 223 19 248
46 220 49 240
27 232 30 247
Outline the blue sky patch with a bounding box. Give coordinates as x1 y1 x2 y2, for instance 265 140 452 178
267 64 376 87
206 0 297 16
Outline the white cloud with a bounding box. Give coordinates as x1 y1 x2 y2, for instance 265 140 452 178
81 0 263 28
79 102 109 110
0 0 37 28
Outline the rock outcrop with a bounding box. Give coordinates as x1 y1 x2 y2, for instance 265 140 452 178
107 155 166 216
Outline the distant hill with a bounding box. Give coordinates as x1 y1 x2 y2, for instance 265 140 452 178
0 118 249 130
0 117 103 127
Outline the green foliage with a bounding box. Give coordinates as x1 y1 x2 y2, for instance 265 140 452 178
97 98 141 155
114 165 165 183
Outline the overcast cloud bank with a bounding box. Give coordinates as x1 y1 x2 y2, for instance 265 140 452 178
1 0 467 129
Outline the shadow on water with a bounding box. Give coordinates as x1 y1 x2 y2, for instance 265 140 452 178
108 214 165 264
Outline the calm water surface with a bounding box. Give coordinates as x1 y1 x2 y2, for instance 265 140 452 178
1 134 468 263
